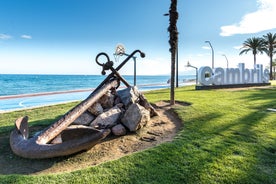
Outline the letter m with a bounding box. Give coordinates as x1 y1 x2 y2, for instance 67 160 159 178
226 68 240 84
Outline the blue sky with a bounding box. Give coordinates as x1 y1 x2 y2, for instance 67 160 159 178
0 0 276 75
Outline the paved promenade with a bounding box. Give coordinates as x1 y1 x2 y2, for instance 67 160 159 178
0 90 91 112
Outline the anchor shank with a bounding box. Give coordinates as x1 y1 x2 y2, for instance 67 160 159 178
110 68 130 88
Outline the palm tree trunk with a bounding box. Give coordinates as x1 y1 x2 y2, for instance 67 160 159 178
273 66 276 80
270 54 273 80
254 54 256 67
168 0 178 105
170 50 176 105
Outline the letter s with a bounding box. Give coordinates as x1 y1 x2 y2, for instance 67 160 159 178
263 69 269 83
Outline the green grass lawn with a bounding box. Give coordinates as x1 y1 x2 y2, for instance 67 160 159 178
0 84 275 184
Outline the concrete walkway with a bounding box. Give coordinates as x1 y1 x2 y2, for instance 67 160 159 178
0 90 91 113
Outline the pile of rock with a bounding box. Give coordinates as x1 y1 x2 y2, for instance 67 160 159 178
72 86 158 137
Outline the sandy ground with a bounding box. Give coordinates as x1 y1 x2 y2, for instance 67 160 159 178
0 101 185 175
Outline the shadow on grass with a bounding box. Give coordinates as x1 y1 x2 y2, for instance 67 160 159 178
179 90 276 183
95 112 224 184
240 88 276 109
0 117 72 175
254 139 276 183
102 99 276 183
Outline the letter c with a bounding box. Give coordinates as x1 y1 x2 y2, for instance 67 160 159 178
198 66 213 85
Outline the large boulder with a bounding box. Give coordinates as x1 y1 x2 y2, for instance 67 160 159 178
73 111 95 126
116 86 140 107
90 106 121 129
111 124 127 136
87 102 103 116
98 91 115 109
121 103 150 132
138 94 159 117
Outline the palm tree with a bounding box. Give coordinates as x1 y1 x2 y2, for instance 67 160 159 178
263 32 276 80
239 37 266 67
167 0 178 105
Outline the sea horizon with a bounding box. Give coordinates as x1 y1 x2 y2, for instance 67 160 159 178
0 74 195 97
0 74 195 112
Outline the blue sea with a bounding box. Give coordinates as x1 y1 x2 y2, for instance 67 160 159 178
0 74 195 112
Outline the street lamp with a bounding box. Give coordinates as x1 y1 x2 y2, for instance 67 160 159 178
185 61 198 85
176 45 179 87
114 44 138 86
222 54 229 68
205 41 214 69
123 54 137 86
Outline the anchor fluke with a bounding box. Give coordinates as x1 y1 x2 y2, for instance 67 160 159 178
15 116 29 140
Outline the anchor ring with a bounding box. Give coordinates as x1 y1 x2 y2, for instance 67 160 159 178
95 52 110 66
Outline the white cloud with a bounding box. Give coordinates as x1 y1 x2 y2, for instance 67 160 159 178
220 0 276 36
197 54 204 57
0 33 12 40
202 46 211 50
21 35 32 39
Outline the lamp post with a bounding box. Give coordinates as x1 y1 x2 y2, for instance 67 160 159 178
205 41 214 69
186 61 198 85
222 54 229 68
122 53 137 86
114 44 139 86
176 45 179 87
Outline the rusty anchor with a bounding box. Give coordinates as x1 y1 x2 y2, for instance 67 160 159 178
9 50 145 159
